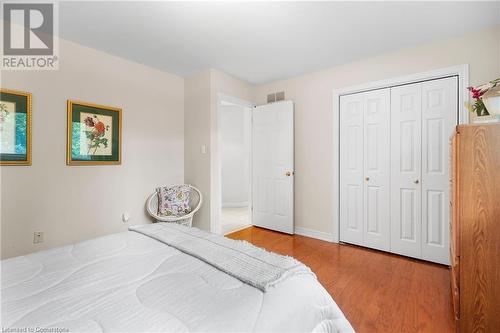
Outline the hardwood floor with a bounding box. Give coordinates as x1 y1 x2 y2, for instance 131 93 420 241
228 226 455 333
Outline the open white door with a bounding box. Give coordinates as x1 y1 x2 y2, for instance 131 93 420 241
252 101 294 234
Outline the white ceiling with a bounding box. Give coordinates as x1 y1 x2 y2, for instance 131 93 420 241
59 1 500 84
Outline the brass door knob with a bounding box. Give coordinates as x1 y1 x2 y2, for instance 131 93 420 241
285 171 293 177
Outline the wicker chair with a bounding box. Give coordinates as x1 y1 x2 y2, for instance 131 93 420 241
146 185 202 227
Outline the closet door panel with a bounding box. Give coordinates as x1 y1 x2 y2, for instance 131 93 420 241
340 94 364 246
421 77 457 264
390 83 422 258
363 89 391 251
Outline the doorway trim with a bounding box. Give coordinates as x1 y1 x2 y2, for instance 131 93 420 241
331 64 470 243
211 93 255 235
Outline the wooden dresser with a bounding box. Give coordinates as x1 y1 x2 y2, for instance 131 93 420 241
450 124 500 332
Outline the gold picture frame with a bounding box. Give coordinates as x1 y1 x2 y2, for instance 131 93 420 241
67 100 122 165
0 89 32 166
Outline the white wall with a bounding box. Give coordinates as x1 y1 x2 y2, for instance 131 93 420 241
220 105 250 207
0 38 184 259
186 26 499 237
184 70 211 231
254 26 500 237
2 25 498 258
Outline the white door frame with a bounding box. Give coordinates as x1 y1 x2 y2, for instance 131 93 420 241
211 93 255 235
332 64 470 243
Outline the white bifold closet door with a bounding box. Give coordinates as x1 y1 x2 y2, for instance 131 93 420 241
421 78 456 263
390 82 423 258
340 76 457 265
340 88 391 251
391 77 457 264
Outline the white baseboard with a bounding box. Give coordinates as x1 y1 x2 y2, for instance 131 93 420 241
223 224 252 236
294 227 335 242
222 201 249 208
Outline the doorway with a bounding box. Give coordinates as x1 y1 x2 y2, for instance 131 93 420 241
219 98 252 235
213 95 295 236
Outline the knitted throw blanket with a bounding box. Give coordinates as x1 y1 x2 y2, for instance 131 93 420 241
129 223 315 292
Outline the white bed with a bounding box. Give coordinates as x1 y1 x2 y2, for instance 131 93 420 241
1 228 354 332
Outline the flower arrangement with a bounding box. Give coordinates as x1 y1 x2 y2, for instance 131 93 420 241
83 114 110 155
466 78 500 117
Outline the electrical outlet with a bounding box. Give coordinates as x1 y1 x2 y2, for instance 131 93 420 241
33 232 44 244
122 212 130 223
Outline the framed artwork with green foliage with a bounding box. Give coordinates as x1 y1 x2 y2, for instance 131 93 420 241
67 100 121 165
0 89 32 166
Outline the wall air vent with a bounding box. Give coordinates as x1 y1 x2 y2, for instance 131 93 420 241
267 91 286 103
275 91 285 101
267 93 276 103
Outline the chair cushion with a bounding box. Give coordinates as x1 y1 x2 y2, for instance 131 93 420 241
156 185 192 217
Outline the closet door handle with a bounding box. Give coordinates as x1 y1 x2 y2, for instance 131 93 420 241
365 177 370 181
414 179 420 184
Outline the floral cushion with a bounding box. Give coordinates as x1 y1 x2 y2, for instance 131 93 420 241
157 185 191 217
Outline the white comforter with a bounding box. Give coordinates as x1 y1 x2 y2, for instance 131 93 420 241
1 230 354 333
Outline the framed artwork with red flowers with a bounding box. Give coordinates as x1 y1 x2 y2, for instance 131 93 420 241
0 89 32 166
66 100 122 165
